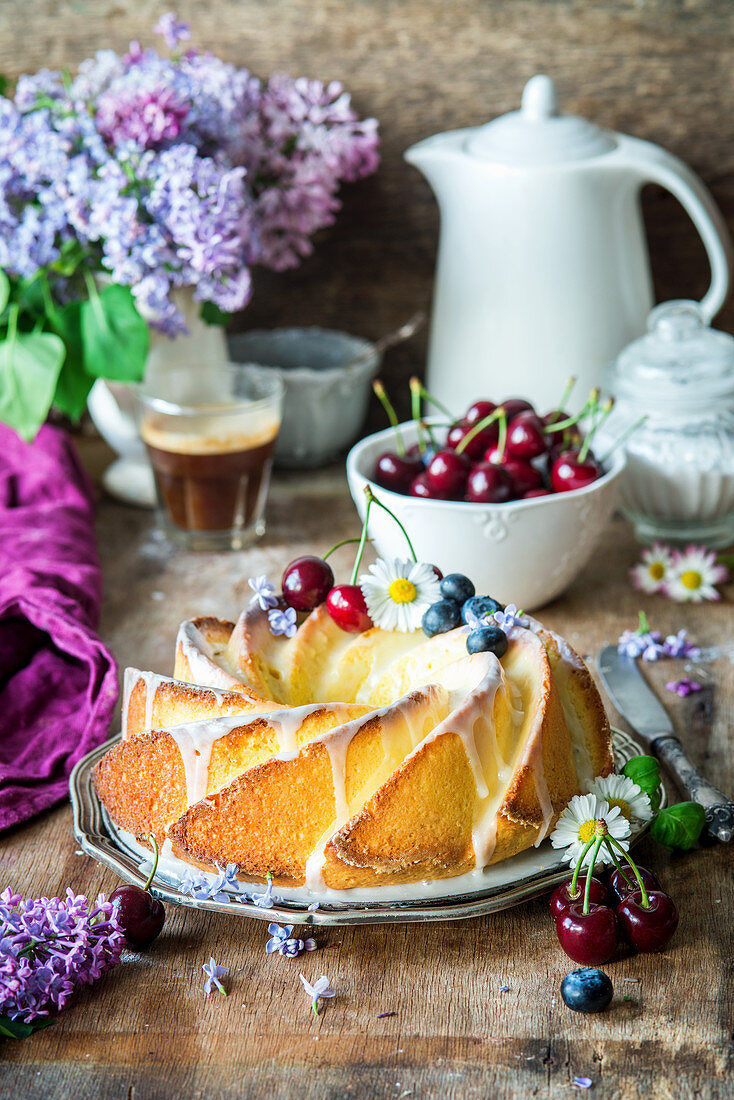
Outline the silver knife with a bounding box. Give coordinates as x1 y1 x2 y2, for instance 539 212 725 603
598 645 734 843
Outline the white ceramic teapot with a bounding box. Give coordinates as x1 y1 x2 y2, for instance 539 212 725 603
405 75 732 413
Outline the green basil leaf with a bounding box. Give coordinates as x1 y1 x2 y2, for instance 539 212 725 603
0 1014 54 1038
0 330 65 440
199 301 232 327
650 802 706 851
81 283 149 382
622 755 661 799
48 301 94 420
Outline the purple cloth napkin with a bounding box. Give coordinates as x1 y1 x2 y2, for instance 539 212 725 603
0 424 118 830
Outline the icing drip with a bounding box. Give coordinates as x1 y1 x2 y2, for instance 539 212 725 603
271 704 322 755
169 719 225 806
177 622 241 690
121 667 138 740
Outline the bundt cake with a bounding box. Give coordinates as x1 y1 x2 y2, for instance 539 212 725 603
94 602 614 893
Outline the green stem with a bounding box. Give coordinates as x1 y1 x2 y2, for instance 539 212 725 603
544 377 579 427
410 380 426 455
605 839 635 889
598 416 647 467
636 610 651 636
142 834 159 893
495 409 507 461
365 485 417 561
579 397 613 463
312 1000 319 1016
350 494 374 584
569 836 596 898
455 406 504 456
411 378 456 422
373 381 405 457
420 419 438 448
583 835 604 914
323 536 371 561
605 836 649 907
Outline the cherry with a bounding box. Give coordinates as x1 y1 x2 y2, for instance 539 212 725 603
501 398 535 422
556 902 619 966
451 421 499 459
425 449 470 497
465 399 496 426
550 450 601 493
409 472 450 499
110 835 165 949
506 411 548 460
326 584 373 633
282 555 334 612
483 444 507 465
500 458 543 496
373 452 423 494
465 462 514 503
446 423 467 450
543 408 571 427
616 890 679 953
608 864 661 905
524 488 553 498
549 877 609 923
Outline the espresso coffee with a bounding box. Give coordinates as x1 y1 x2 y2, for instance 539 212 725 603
141 419 279 533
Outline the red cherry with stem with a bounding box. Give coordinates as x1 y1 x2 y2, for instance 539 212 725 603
506 411 549 460
550 450 601 492
556 902 619 965
549 877 610 923
524 488 553 498
326 584 373 633
373 452 423 494
502 398 535 422
446 423 466 450
110 834 166 949
409 472 450 499
465 462 514 503
608 864 661 905
500 458 543 495
616 890 679 952
461 421 500 459
465 399 496 426
425 449 470 496
543 408 571 427
282 555 334 612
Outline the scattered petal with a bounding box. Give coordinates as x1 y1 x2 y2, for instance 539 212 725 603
573 1078 593 1090
202 957 228 995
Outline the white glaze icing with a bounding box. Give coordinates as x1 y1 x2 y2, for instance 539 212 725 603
176 621 242 690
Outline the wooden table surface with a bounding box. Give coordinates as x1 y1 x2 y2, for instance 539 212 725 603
2 444 733 1099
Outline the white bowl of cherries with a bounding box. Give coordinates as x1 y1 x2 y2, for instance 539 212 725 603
346 385 627 611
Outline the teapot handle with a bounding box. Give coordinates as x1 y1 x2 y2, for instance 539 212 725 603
619 135 732 322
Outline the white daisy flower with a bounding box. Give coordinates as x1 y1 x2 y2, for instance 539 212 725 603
629 543 674 594
550 793 631 868
665 545 728 603
584 773 652 823
359 558 441 632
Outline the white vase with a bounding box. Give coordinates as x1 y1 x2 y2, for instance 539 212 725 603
87 288 229 507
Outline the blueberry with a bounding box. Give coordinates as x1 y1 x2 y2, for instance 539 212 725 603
440 573 475 603
466 625 508 657
462 595 503 624
422 599 463 638
560 968 614 1014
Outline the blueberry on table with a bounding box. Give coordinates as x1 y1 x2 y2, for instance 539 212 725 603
422 599 463 638
440 573 475 603
461 595 503 623
466 626 508 657
561 968 614 1013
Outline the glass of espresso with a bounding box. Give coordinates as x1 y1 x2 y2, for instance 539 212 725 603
138 365 283 550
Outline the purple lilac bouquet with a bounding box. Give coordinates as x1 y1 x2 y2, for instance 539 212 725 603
0 887 125 1035
0 12 379 439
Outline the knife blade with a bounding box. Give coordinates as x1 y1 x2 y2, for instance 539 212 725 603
597 645 734 843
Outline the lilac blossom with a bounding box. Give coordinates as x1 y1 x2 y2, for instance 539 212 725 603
266 923 316 957
0 888 125 1023
248 575 279 611
299 973 335 1015
202 957 228 995
663 630 700 659
493 604 520 635
154 12 192 51
665 678 703 698
252 874 275 909
268 607 297 639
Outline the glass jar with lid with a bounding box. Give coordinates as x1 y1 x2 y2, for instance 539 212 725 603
596 299 734 547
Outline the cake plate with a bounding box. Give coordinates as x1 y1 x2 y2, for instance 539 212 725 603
70 728 661 926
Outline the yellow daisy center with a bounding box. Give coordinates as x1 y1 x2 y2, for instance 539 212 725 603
577 819 597 844
680 569 702 590
388 578 417 604
607 797 631 820
649 562 665 581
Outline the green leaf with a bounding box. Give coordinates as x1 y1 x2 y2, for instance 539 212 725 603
199 301 232 327
0 75 9 98
49 240 87 279
0 1014 55 1039
0 271 9 315
622 755 661 807
48 301 93 420
0 330 65 440
650 802 706 851
81 283 149 383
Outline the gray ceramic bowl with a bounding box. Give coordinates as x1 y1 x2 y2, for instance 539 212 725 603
227 327 381 468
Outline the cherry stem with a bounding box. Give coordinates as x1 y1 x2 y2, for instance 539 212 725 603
409 378 427 455
495 409 507 461
323 536 372 561
636 609 652 636
411 377 456 422
455 405 504 456
364 485 417 562
373 380 405 457
554 375 577 418
569 836 596 898
598 415 647 467
350 494 374 585
579 397 613 463
141 833 159 893
605 841 636 889
604 836 650 908
583 835 604 914
543 398 592 434
420 418 438 448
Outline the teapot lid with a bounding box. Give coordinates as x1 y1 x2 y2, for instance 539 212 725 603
465 75 616 165
605 300 734 406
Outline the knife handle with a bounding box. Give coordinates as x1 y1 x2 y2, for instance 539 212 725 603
652 735 734 843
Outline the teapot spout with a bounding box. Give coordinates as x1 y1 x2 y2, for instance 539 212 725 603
404 130 470 197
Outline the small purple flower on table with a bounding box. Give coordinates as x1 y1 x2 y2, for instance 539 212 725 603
573 1078 593 1090
249 575 279 611
253 873 275 909
268 607 297 639
202 957 228 995
665 678 703 698
299 973 335 1016
267 924 316 957
153 12 192 51
663 629 700 660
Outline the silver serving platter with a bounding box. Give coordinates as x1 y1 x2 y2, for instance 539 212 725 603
70 728 660 926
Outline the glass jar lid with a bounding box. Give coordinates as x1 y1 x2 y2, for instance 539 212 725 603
605 300 734 409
